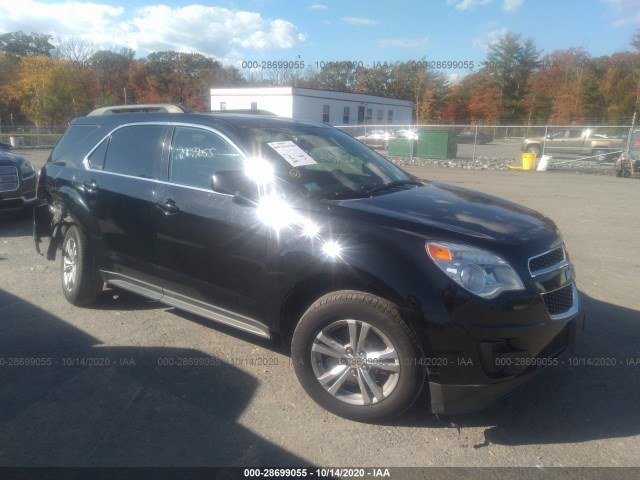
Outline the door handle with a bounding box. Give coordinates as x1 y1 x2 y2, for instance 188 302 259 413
155 199 180 215
82 179 98 194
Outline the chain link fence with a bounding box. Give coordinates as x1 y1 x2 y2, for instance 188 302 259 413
0 125 67 149
1 121 635 175
337 122 635 173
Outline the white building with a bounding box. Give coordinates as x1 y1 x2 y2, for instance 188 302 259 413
209 87 413 130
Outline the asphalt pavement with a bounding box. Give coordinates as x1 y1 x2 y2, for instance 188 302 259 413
0 149 638 472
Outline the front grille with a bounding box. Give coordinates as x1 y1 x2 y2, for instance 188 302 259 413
529 246 566 276
542 284 575 317
0 166 18 192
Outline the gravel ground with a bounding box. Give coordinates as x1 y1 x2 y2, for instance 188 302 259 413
388 154 619 175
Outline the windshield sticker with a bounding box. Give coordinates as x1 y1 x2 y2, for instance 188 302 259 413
304 182 320 192
268 141 317 167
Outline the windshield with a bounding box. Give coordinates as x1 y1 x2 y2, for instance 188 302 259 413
239 125 414 198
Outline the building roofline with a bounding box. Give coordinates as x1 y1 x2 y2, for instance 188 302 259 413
210 86 413 106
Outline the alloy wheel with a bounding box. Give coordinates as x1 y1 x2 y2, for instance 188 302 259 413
310 319 401 405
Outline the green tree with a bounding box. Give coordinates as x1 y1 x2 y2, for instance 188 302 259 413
0 31 55 57
483 32 541 120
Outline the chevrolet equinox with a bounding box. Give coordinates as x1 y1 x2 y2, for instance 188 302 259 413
34 105 585 422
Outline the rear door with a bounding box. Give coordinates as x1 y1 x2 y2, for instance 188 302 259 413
153 125 270 335
78 123 170 293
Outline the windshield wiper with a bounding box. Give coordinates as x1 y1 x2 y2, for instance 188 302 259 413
314 190 369 200
361 180 423 196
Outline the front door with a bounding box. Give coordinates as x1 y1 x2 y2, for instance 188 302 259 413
153 125 269 333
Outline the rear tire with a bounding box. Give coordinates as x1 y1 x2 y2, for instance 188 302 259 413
593 149 609 162
291 291 425 422
61 225 103 306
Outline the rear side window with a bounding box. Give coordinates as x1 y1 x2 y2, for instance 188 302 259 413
50 124 99 164
103 125 165 178
86 139 108 170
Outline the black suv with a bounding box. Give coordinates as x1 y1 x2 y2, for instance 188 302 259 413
34 105 585 422
0 144 37 215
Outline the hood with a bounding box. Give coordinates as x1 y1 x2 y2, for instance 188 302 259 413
331 182 559 245
0 149 26 166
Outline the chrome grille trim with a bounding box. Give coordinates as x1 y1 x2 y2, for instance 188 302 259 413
528 246 568 277
0 166 19 192
542 283 579 320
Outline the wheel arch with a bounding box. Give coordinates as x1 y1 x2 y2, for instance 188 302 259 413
56 185 101 242
277 266 425 352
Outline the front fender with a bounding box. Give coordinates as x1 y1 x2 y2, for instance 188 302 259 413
268 228 451 353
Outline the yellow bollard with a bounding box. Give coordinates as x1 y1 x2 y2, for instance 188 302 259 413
521 152 537 170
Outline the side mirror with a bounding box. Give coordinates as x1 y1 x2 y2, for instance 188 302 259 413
545 134 552 140
212 170 257 205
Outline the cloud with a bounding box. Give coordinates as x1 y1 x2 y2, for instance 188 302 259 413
0 1 306 60
376 37 429 48
473 27 508 51
602 0 640 26
309 3 328 9
446 0 493 11
342 17 378 26
502 0 524 11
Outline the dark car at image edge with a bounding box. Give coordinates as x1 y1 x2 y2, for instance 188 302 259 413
455 130 493 145
0 144 38 215
33 104 585 422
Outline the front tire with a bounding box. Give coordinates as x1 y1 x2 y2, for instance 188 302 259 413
61 225 103 306
291 291 425 422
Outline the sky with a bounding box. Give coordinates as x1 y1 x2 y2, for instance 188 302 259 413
0 0 639 76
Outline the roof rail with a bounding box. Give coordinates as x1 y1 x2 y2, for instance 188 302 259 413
87 104 190 116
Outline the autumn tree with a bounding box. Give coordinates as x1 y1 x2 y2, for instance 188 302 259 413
0 31 57 124
8 55 92 124
88 48 135 106
145 51 226 110
465 71 501 123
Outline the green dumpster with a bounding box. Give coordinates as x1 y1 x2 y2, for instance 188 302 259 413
387 138 415 157
416 130 450 159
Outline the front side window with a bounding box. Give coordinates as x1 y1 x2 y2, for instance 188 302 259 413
169 126 243 190
103 125 165 178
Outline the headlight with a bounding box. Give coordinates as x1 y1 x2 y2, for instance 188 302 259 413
426 242 525 299
20 160 35 178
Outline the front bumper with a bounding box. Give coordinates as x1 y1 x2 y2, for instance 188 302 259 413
0 191 38 214
428 311 585 415
0 171 37 214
